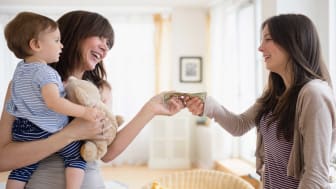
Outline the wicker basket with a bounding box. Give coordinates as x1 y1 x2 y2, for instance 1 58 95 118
141 169 255 189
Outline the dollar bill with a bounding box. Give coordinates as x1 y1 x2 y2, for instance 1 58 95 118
163 92 207 104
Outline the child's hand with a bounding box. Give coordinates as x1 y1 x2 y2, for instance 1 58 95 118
82 107 101 121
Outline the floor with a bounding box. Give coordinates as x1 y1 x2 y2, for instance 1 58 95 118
0 164 192 189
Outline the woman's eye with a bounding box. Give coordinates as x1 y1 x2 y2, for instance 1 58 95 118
106 41 111 48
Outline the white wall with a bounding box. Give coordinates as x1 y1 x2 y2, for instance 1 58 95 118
170 7 209 165
171 7 208 92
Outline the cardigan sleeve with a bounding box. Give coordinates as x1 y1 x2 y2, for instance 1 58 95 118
203 96 265 177
203 96 260 136
297 81 335 189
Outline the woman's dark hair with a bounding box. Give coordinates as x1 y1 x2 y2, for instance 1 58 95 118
255 14 331 141
51 10 114 86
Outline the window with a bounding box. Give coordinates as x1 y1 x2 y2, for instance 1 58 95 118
209 1 260 163
236 3 259 162
95 15 156 165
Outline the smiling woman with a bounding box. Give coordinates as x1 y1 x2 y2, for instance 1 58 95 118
0 10 184 189
186 13 336 189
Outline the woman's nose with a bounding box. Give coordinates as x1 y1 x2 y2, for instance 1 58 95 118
258 44 263 52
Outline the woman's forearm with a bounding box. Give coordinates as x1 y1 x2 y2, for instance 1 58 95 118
101 104 155 162
0 128 73 171
204 96 257 136
0 114 104 171
101 93 183 162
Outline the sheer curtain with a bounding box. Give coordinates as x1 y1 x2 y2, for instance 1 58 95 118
209 1 260 162
209 4 237 160
104 14 156 165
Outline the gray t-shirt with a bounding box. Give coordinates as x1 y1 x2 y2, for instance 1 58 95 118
25 154 105 189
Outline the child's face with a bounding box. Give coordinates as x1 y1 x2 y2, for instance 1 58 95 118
37 28 63 63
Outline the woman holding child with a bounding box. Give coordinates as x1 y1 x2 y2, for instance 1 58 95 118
0 10 183 188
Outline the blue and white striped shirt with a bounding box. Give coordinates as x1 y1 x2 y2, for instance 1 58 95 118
6 61 68 133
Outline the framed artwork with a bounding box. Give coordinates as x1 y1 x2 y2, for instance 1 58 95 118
179 56 202 83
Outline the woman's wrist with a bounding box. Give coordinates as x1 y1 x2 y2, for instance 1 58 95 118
55 120 81 144
139 102 156 121
53 128 75 146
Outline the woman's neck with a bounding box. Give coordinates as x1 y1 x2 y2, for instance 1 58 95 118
72 71 84 80
282 75 292 89
279 62 293 90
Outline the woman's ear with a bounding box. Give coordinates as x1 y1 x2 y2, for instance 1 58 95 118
29 38 41 52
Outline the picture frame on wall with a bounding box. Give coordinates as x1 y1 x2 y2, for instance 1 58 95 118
179 56 202 83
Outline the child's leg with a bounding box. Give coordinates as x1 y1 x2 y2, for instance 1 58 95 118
6 180 26 189
58 141 86 189
65 167 85 189
7 118 46 189
6 162 39 189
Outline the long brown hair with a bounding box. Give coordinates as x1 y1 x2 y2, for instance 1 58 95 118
255 14 331 141
50 10 114 86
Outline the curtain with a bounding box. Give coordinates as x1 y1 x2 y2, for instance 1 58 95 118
208 1 259 162
153 13 172 92
104 14 156 165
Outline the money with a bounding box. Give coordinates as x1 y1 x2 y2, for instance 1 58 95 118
163 92 207 104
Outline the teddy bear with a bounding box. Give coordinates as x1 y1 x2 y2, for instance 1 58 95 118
65 76 122 162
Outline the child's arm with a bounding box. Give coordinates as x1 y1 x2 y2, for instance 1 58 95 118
41 83 98 121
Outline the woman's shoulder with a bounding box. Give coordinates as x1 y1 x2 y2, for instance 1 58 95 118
300 79 333 96
298 79 335 105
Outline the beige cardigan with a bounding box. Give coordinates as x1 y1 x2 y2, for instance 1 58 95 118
204 79 336 189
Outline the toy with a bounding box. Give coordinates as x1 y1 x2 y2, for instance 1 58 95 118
65 76 122 162
151 181 167 189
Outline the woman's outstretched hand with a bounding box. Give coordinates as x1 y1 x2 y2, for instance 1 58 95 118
146 92 185 116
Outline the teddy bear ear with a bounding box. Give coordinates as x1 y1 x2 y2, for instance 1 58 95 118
68 76 76 82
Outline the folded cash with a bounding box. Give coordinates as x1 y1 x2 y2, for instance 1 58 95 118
163 92 207 104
